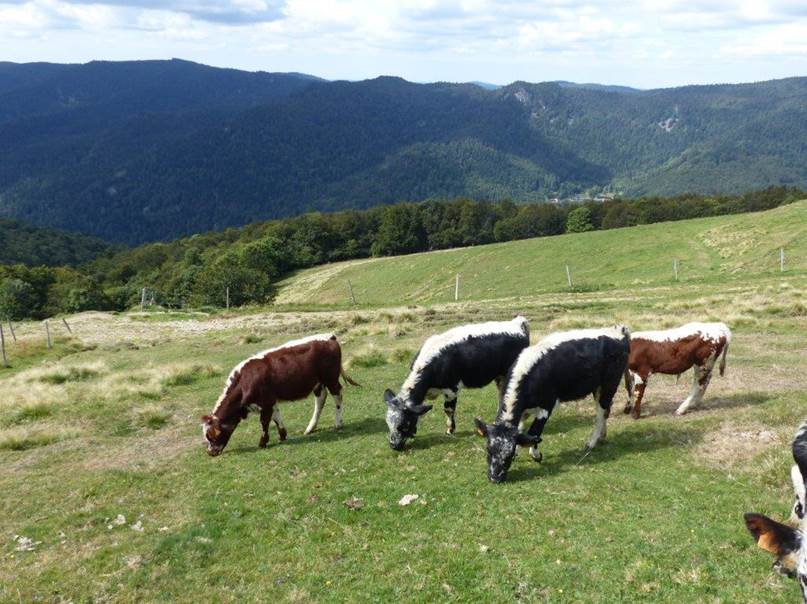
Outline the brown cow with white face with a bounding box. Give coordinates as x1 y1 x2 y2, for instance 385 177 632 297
623 322 731 419
201 333 358 456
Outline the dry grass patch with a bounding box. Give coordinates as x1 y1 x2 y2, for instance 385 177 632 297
0 422 80 451
159 363 221 387
692 420 782 468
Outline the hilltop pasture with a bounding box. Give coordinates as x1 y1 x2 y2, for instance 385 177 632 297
2 206 807 602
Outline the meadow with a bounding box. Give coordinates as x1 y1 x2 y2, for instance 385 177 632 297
2 204 807 602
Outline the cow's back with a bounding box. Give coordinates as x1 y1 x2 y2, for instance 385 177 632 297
242 337 341 402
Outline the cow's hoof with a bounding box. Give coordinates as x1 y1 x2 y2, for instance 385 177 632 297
278 430 288 442
303 428 316 436
674 409 687 417
259 438 268 449
630 409 641 420
529 449 542 463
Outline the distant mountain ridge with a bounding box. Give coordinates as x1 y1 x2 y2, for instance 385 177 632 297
0 59 805 244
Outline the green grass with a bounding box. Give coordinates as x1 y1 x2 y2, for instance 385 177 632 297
3 208 807 602
276 200 807 306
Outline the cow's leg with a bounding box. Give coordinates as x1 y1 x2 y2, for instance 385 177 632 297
524 407 553 463
630 373 649 420
494 376 506 400
518 411 532 433
675 357 715 416
304 385 328 435
588 383 617 450
622 369 636 413
443 388 458 435
326 380 344 429
272 406 287 442
259 405 272 448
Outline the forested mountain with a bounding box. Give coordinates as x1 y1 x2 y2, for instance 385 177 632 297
0 218 114 266
1 60 805 244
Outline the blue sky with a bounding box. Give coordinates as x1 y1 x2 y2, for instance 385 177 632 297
3 0 807 88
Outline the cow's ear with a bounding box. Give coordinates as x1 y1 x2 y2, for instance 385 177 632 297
409 404 433 415
745 513 801 555
201 415 213 424
474 418 488 437
516 433 540 447
384 389 397 405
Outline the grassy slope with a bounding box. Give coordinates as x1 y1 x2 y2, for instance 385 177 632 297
2 210 807 602
276 201 807 306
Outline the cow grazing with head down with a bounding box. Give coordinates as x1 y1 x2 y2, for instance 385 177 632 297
474 326 630 483
623 321 731 419
745 420 807 602
383 316 529 451
201 333 358 456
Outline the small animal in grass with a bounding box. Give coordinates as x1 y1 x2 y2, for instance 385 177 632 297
383 316 529 451
745 419 807 602
201 333 358 456
475 326 630 483
623 321 731 419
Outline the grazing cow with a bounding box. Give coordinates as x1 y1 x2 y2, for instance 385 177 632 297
383 316 530 451
623 321 731 419
474 326 630 483
201 333 358 456
745 420 807 602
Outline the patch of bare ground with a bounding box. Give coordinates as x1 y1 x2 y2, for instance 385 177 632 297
692 420 782 468
82 424 193 472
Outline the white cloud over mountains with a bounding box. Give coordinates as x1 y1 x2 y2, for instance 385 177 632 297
2 0 807 87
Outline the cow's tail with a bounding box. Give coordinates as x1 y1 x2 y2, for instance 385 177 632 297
719 341 729 377
341 364 360 387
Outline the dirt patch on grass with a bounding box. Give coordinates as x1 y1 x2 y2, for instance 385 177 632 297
693 420 781 468
82 424 193 472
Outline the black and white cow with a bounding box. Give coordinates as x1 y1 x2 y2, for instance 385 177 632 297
745 420 807 602
383 316 530 451
474 326 630 483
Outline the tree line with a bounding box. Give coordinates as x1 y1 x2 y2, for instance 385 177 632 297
1 185 803 320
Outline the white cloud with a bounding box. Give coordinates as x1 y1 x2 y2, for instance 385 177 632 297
1 0 807 87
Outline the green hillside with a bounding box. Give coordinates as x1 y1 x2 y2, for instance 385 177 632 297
276 200 807 305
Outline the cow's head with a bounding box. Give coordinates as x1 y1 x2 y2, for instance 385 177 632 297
201 414 238 456
383 389 432 451
474 418 539 483
744 513 806 599
745 420 807 601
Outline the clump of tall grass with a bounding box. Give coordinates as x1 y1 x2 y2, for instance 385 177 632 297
134 404 173 430
38 365 102 385
160 363 221 387
0 424 79 451
350 350 388 368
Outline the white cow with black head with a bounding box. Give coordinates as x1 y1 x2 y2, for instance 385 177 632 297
384 316 530 451
474 326 630 483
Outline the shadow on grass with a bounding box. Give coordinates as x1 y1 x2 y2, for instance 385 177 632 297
636 391 771 419
505 391 773 482
226 417 388 454
504 420 707 483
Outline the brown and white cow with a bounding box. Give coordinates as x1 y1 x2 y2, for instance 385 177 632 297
623 321 731 419
201 333 358 456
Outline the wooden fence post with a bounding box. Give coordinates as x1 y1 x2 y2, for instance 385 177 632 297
140 287 146 310
781 247 785 272
226 287 230 310
45 320 52 349
7 319 15 343
565 265 573 288
673 258 679 281
347 280 356 305
62 318 72 334
0 324 7 367
454 274 460 301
